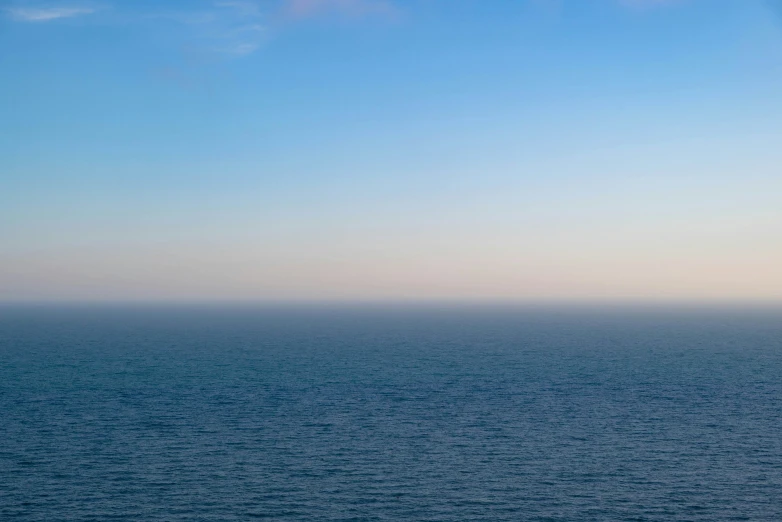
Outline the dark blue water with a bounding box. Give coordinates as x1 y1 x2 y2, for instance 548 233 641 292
1 305 781 520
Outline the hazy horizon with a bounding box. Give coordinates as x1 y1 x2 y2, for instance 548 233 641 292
3 298 782 309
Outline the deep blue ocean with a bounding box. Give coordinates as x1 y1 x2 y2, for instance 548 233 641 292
1 305 781 521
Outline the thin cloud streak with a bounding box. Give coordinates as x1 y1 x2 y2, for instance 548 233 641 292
618 0 685 8
207 1 266 56
143 1 267 57
3 0 689 56
215 1 262 18
5 6 96 22
283 0 397 19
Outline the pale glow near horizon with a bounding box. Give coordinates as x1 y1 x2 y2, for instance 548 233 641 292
2 0 782 302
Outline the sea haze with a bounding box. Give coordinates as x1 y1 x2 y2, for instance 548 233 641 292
1 304 781 520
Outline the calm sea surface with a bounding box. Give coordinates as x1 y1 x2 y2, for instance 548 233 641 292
1 305 781 521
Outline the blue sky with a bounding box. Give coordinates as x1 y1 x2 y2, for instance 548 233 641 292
2 0 782 301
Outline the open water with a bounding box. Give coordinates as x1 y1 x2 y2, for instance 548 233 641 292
1 305 781 520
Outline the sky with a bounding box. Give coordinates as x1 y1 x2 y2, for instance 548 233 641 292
1 0 782 302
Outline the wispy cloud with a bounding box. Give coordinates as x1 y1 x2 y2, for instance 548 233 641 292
284 0 397 19
146 1 266 57
3 2 265 56
5 5 96 22
216 1 261 18
205 1 266 55
618 0 684 8
142 0 395 68
4 0 681 55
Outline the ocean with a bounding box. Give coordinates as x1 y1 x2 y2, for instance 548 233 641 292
1 305 781 520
